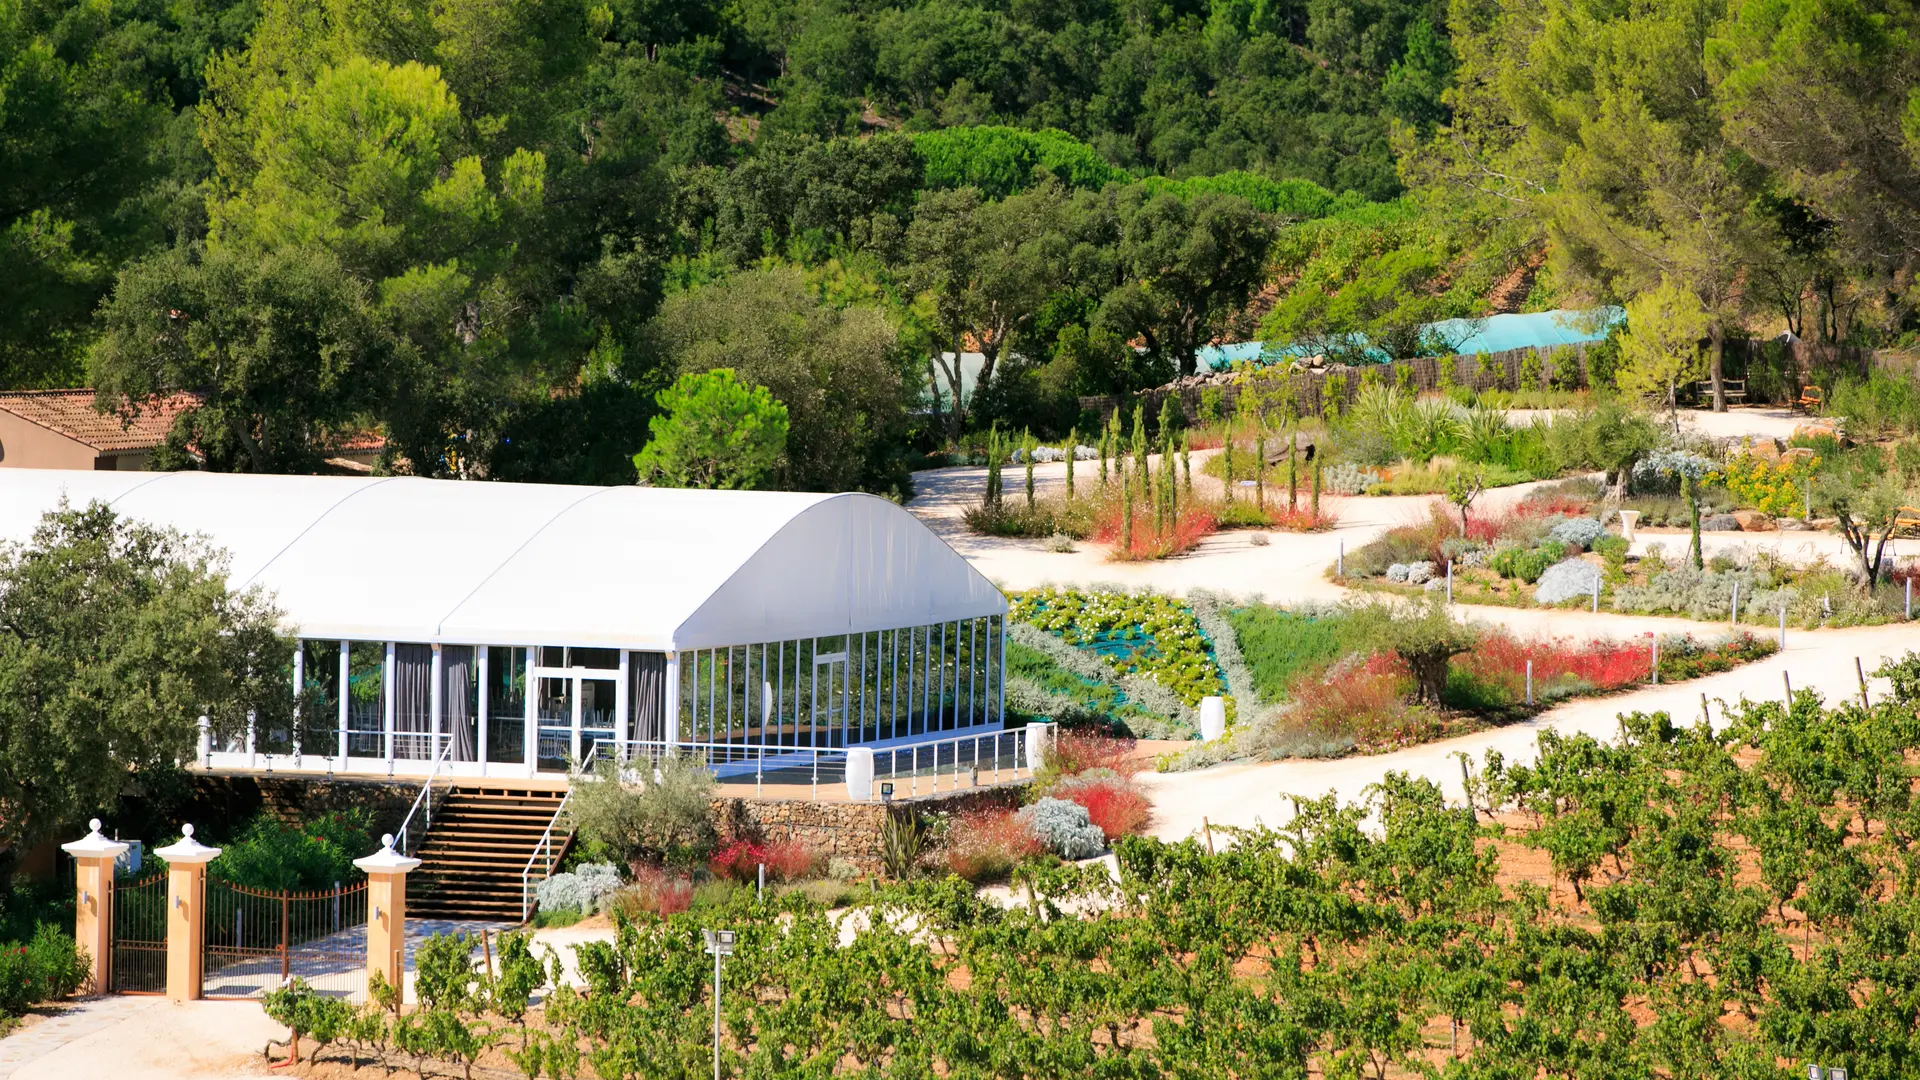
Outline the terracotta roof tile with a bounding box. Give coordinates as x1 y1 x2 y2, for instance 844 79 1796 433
0 390 203 453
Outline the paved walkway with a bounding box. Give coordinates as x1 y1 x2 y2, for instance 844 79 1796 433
0 997 161 1079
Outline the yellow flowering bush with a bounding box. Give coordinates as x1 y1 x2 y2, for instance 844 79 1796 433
1721 448 1816 517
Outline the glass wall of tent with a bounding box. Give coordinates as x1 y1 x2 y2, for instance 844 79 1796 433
676 616 1004 749
258 618 1004 775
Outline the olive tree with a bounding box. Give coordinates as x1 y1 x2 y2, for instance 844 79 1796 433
0 502 295 860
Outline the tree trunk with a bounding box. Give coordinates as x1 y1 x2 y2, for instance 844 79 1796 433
1709 321 1727 413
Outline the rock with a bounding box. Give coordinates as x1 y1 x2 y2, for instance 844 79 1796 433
1746 438 1782 462
1732 510 1776 532
1700 513 1742 532
1793 420 1840 443
1778 517 1812 531
1535 558 1602 604
1407 560 1437 585
1781 447 1817 467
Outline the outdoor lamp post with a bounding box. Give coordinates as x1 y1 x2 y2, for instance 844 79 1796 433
704 928 736 1080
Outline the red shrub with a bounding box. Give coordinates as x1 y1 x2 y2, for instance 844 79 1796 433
1268 504 1341 532
1047 730 1142 778
1092 502 1220 560
1457 630 1655 699
1517 496 1594 520
622 865 693 915
945 808 1044 883
708 838 818 883
1286 653 1434 749
1054 774 1152 840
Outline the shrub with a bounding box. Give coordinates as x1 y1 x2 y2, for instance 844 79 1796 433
1591 534 1629 561
1546 517 1605 550
1721 452 1815 516
709 839 817 883
1323 462 1382 495
1286 653 1435 750
1491 546 1553 583
1366 462 1529 495
1016 798 1107 859
1268 505 1340 531
1045 730 1142 779
606 866 695 916
1053 773 1152 841
945 808 1045 883
1094 502 1220 561
534 863 624 916
0 926 89 1014
209 810 378 893
1535 559 1602 604
570 754 718 870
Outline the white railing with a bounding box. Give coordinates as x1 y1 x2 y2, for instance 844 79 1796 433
521 789 571 922
869 727 1033 796
394 739 455 856
586 726 1033 800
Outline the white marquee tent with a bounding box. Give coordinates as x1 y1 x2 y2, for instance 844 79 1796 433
0 470 1010 778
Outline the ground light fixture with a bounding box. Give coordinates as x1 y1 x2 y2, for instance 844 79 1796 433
1808 1066 1849 1080
880 781 895 803
704 929 736 1080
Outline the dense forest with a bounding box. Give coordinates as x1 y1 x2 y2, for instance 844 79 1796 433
3 0 1916 490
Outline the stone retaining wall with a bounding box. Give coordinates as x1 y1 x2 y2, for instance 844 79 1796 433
713 782 1030 875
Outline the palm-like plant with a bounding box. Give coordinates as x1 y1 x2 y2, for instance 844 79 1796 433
1459 406 1512 464
1397 398 1466 463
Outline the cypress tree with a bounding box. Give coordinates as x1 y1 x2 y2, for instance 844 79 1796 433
1288 422 1298 512
1065 427 1077 500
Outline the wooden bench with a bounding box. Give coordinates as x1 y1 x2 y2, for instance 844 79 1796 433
1897 506 1920 532
1797 385 1824 414
1690 379 1748 405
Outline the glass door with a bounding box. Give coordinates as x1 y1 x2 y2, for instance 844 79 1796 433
580 678 617 766
535 676 572 773
812 654 847 747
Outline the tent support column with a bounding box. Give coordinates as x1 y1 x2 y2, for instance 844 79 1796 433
337 641 349 761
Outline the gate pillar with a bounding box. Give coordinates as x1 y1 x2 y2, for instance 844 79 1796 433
354 834 421 1005
61 819 129 994
154 825 221 1003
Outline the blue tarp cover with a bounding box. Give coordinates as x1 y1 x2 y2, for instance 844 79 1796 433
1198 307 1625 371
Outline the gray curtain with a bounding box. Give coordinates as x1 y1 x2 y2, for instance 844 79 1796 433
442 646 476 761
630 652 666 743
394 644 432 755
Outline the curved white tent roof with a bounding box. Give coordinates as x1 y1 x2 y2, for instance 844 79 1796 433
0 470 1004 651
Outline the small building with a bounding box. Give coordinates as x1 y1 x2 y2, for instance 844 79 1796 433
0 470 1010 782
0 389 200 471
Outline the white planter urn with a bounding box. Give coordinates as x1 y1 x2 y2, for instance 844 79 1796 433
1618 509 1641 542
1199 696 1227 742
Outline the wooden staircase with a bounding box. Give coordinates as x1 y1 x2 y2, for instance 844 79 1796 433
408 785 570 921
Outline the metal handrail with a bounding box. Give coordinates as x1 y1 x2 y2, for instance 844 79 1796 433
588 729 1032 799
870 727 1032 796
394 738 455 856
520 789 572 923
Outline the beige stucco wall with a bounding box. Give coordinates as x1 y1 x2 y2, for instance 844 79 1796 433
0 412 104 469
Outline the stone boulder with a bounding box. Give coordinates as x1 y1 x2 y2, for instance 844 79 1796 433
1700 513 1742 532
1793 420 1841 443
1746 438 1782 462
1732 510 1776 532
1778 517 1813 531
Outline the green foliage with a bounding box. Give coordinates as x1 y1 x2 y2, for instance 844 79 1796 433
1225 604 1396 701
880 809 925 880
0 502 295 855
912 127 1125 198
209 810 378 892
0 926 89 1015
633 369 789 489
1010 588 1228 707
569 755 719 870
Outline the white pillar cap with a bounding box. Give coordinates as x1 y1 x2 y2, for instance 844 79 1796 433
61 819 130 860
153 823 222 865
353 833 422 875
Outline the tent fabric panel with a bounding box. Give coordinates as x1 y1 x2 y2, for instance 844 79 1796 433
670 494 1005 651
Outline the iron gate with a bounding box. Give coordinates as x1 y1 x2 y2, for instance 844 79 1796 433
110 872 167 994
203 877 369 1000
